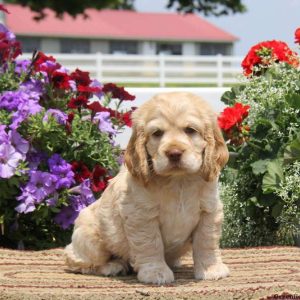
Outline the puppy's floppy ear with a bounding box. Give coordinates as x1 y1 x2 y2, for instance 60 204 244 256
124 125 151 185
201 119 229 182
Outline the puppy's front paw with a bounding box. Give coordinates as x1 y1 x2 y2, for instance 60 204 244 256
195 262 229 280
137 263 174 285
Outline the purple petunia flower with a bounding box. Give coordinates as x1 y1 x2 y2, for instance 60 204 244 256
9 130 29 158
15 156 74 214
0 143 23 178
43 109 68 125
0 90 27 111
90 79 103 99
15 191 36 214
0 23 16 42
46 192 59 207
14 59 31 75
80 179 96 205
5 79 44 129
0 125 9 144
26 149 47 170
19 79 44 99
68 80 77 92
48 154 75 189
10 98 42 129
16 170 58 212
54 179 95 229
54 201 79 230
94 111 117 135
28 171 58 202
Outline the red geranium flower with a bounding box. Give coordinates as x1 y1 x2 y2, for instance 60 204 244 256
51 71 71 90
0 39 21 63
295 28 300 44
68 95 88 109
78 85 102 94
70 69 91 87
91 165 110 192
87 101 134 127
242 40 299 76
33 51 61 74
71 161 91 183
119 110 135 127
218 103 250 132
67 112 75 123
65 112 75 134
87 101 107 113
103 83 135 101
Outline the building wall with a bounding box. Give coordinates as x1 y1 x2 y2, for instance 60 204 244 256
17 35 234 56
182 42 197 56
91 40 109 54
41 38 60 53
139 41 156 55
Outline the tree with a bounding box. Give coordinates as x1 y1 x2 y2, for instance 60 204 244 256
4 0 246 20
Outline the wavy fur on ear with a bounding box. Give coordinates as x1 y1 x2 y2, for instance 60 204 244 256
124 126 151 185
201 120 229 182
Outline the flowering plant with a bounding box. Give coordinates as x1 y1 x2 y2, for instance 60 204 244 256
219 28 300 247
0 22 135 249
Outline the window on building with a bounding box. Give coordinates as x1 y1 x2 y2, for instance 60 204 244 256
60 39 91 54
156 43 182 55
199 43 232 55
109 41 138 54
17 37 41 53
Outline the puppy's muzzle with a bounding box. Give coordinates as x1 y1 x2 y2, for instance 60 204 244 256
165 148 184 163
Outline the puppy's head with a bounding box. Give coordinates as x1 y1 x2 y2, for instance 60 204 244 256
125 92 228 184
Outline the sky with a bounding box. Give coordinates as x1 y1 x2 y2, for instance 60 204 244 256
135 0 300 56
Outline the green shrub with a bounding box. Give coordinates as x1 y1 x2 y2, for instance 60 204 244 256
219 35 300 247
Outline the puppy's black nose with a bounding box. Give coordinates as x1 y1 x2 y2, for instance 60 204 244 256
166 149 183 163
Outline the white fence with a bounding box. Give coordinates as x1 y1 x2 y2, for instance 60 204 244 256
116 87 229 148
22 53 244 87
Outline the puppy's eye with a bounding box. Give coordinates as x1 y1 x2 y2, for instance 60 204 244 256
184 127 197 135
152 130 164 138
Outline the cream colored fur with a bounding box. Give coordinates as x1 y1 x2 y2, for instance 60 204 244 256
65 92 229 284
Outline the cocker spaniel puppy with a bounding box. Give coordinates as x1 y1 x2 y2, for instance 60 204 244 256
65 92 229 284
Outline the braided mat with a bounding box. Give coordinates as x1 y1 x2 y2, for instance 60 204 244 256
0 247 299 300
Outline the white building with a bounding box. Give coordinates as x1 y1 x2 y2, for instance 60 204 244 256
4 4 238 56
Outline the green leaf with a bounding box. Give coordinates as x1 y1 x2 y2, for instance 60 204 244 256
262 159 284 194
271 202 284 218
286 93 300 109
284 135 300 164
220 85 245 105
257 193 279 207
251 159 270 175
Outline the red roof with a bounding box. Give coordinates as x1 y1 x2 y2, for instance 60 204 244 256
5 4 238 42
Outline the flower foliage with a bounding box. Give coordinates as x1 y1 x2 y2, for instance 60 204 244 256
219 28 300 247
0 23 135 249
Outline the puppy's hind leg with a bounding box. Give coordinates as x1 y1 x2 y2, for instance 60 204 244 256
100 258 130 276
65 225 111 275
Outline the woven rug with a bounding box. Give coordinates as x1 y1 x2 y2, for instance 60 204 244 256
0 247 299 300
